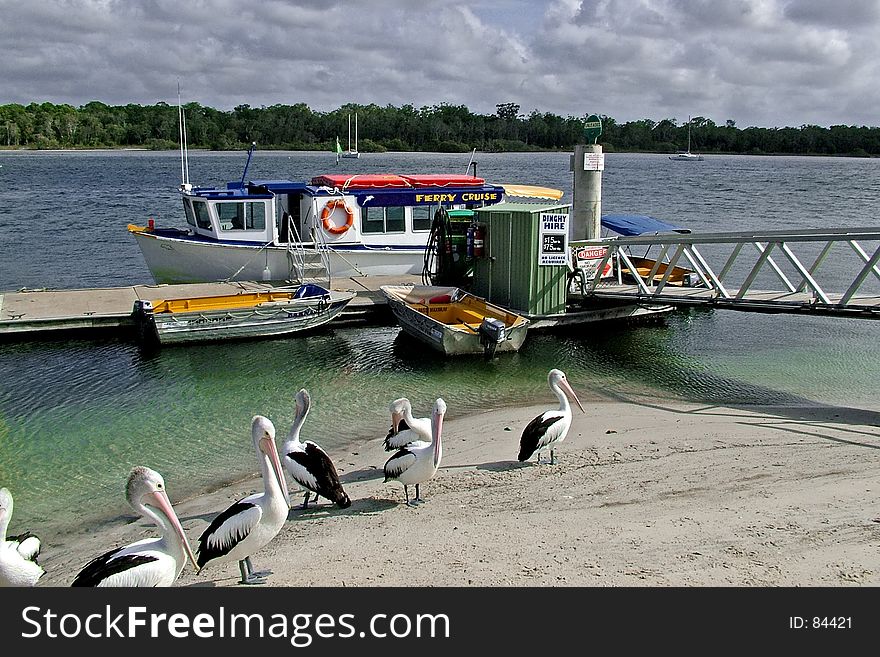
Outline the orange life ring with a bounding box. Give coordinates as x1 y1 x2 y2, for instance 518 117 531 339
321 199 354 235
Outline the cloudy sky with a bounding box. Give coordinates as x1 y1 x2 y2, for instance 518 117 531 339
2 0 879 128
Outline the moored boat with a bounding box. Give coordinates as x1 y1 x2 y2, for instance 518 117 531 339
133 283 355 346
380 284 530 357
128 170 506 285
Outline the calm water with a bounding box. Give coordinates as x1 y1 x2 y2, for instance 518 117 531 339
0 150 878 536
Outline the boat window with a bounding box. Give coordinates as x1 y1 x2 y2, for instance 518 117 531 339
386 206 405 232
217 201 266 231
362 206 385 234
362 206 405 233
191 200 213 230
183 198 197 228
412 206 432 231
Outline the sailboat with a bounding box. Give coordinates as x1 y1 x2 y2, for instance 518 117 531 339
669 117 704 161
341 113 360 159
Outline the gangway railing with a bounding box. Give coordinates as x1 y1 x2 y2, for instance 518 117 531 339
569 227 880 318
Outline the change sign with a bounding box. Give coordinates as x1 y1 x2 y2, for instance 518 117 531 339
539 212 569 266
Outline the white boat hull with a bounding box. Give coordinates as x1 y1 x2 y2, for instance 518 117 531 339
132 231 426 283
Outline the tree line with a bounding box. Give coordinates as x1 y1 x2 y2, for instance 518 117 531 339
2 100 879 157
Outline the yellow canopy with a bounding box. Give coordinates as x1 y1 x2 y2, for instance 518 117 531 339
498 184 564 200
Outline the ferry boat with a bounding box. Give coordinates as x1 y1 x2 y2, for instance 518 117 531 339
128 172 506 285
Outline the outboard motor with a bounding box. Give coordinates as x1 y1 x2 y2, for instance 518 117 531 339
132 299 160 348
478 317 506 358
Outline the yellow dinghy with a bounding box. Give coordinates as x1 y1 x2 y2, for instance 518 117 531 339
380 285 529 357
133 284 355 346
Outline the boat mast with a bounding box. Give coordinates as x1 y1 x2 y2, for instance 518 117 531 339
348 114 352 151
687 116 692 153
177 81 190 189
354 112 358 152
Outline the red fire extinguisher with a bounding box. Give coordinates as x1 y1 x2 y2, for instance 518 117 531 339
473 224 485 257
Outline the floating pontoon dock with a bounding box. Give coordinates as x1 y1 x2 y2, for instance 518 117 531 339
0 276 418 338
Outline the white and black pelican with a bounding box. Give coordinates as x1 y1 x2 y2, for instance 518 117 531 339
518 368 585 464
71 467 198 587
196 415 291 585
0 487 44 587
383 397 431 451
282 388 351 510
384 398 446 505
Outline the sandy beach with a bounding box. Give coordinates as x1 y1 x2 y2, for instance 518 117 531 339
37 396 880 587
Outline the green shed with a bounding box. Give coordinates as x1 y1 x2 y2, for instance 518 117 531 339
471 202 572 315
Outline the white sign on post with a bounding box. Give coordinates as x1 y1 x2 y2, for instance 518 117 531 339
583 152 605 171
539 212 569 266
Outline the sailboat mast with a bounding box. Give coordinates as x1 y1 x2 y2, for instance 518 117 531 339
347 114 352 151
686 116 695 153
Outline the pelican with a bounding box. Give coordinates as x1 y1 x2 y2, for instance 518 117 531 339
71 467 198 587
0 487 44 587
518 368 585 465
383 397 431 451
282 388 351 510
196 415 290 585
384 398 446 505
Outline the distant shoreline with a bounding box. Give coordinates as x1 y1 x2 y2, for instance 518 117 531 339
0 146 876 158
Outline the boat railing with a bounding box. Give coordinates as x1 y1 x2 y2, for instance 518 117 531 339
569 226 880 316
284 204 331 286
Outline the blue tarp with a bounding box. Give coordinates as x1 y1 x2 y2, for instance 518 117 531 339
601 214 690 236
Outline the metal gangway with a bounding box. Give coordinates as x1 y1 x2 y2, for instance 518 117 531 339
570 227 880 318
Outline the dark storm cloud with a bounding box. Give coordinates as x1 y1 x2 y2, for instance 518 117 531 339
1 0 878 127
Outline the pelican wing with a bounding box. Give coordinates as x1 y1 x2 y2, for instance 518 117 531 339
9 532 41 562
285 442 350 506
383 428 417 451
383 424 397 451
384 417 431 451
196 500 261 568
383 448 417 481
72 545 161 587
519 411 566 461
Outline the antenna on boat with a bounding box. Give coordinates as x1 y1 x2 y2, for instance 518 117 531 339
240 142 257 185
464 147 476 176
177 80 191 191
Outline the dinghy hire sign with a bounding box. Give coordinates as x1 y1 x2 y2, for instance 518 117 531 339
538 211 569 266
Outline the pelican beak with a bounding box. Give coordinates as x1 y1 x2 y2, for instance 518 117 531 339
391 410 402 434
262 437 291 508
148 490 199 572
561 379 586 414
432 413 444 468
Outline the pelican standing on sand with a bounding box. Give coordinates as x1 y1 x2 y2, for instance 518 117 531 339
384 397 431 451
0 487 44 587
518 369 585 465
71 467 198 587
384 398 446 505
282 388 351 509
196 415 291 585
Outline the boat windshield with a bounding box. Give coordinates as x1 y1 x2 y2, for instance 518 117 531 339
188 198 212 229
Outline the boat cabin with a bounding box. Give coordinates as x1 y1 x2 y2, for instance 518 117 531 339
180 173 505 247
